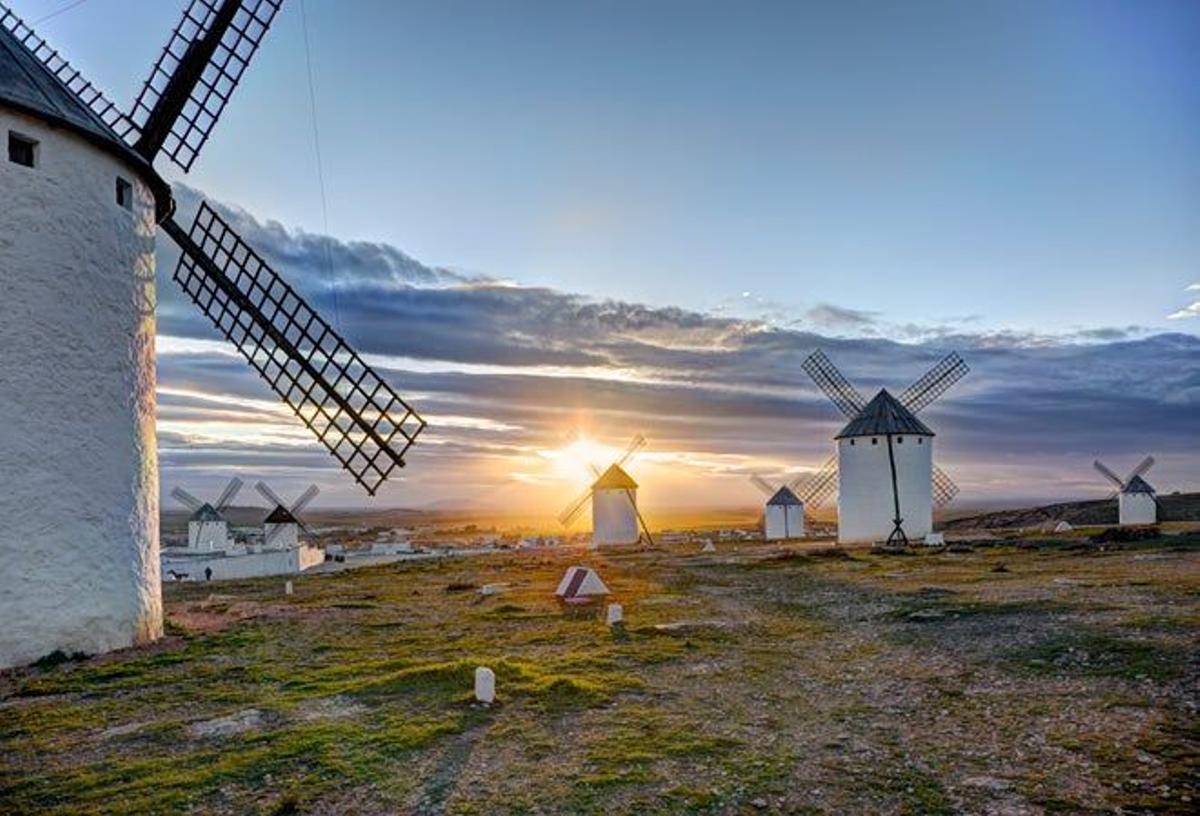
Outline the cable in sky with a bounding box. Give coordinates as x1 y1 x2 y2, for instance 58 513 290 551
31 0 91 25
298 0 340 331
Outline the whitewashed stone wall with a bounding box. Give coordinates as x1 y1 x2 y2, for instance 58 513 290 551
836 433 933 544
0 108 161 668
592 488 639 547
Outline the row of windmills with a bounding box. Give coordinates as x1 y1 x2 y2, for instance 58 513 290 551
572 348 1164 549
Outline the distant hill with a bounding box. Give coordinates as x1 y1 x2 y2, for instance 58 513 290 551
943 491 1200 531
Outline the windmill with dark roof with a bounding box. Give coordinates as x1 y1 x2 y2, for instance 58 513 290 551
0 2 425 669
558 434 654 548
749 476 807 540
801 350 970 546
1093 456 1158 526
256 482 319 549
171 477 244 551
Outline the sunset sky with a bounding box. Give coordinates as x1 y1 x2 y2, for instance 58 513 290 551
16 0 1199 513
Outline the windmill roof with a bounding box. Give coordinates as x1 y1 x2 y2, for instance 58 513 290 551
767 486 802 507
264 506 298 524
1122 475 1155 494
190 503 222 523
593 463 637 490
835 389 934 439
0 23 172 220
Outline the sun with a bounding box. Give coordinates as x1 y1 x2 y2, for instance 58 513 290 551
542 435 621 485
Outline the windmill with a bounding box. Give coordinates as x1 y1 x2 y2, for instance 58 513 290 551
557 434 654 548
170 477 244 551
255 481 319 549
801 349 969 546
0 1 425 668
748 475 806 540
1094 456 1158 526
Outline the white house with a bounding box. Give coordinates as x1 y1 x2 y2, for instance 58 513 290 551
0 27 174 669
1118 476 1157 526
764 486 805 540
592 464 640 547
835 390 934 545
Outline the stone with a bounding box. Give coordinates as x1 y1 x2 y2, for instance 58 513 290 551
474 666 495 704
285 580 293 596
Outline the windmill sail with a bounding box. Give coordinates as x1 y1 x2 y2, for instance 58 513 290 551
170 204 426 494
802 350 866 419
790 455 838 508
0 4 138 138
130 0 284 170
898 353 969 414
931 465 960 507
213 476 244 511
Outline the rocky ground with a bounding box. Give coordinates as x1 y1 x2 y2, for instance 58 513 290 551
1 531 1197 815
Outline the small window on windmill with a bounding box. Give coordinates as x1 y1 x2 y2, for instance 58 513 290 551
850 439 856 446
8 132 37 167
116 177 133 210
918 437 924 444
897 436 904 444
871 437 878 445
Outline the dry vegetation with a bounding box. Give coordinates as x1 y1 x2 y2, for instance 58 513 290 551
2 531 1198 815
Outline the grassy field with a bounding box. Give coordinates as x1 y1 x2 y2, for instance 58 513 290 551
2 533 1197 815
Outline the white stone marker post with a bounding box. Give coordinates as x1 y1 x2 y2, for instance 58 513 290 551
474 666 496 704
606 603 624 626
285 580 294 596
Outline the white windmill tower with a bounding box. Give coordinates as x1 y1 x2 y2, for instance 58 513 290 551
0 2 426 669
255 482 319 550
171 477 244 551
1094 456 1158 526
801 350 969 546
558 435 654 548
749 475 806 540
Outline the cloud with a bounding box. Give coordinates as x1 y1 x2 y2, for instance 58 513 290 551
1188 283 1200 291
1168 302 1200 320
156 185 1200 508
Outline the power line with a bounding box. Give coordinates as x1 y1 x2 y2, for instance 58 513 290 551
298 0 340 330
32 0 91 26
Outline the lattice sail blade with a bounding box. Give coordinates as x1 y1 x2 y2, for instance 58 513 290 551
214 476 244 511
801 350 866 419
168 204 426 495
170 486 203 512
291 484 320 516
1126 455 1155 483
615 433 647 468
1093 460 1125 490
0 3 139 140
130 0 283 171
932 465 960 507
899 352 970 414
558 486 593 527
255 481 285 508
749 474 777 497
791 455 838 508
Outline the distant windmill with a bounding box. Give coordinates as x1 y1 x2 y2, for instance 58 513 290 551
0 2 426 667
1094 456 1158 526
749 475 806 540
255 482 319 549
557 434 654 548
801 350 969 546
170 477 244 551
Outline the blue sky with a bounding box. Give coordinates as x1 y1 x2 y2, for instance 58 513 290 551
12 0 1200 511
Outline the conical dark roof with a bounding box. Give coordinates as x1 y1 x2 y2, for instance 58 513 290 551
1122 475 1155 495
190 503 222 523
766 486 802 507
593 463 637 490
264 505 298 524
835 389 934 439
0 22 171 219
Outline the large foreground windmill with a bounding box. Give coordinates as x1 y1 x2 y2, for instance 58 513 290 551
171 477 244 551
0 1 425 669
557 434 654 548
1094 456 1158 526
801 350 969 545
